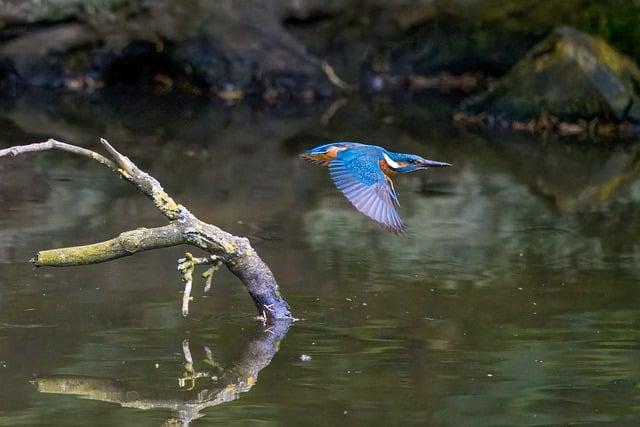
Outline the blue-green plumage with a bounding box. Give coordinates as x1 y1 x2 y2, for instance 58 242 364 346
301 142 450 233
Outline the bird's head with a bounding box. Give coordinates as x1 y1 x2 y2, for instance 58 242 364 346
382 151 451 174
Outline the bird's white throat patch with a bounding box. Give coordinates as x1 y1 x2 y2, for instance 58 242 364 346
383 153 401 169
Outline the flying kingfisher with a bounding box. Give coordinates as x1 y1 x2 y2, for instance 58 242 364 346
301 142 451 234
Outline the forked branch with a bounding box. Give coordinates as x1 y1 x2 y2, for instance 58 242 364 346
1 138 292 320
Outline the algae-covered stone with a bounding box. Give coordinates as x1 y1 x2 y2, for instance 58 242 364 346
464 27 640 122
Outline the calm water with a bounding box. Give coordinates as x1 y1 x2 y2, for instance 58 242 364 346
1 92 640 426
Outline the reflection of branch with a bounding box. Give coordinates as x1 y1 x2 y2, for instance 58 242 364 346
321 97 348 125
34 321 291 426
1 138 292 320
178 339 222 390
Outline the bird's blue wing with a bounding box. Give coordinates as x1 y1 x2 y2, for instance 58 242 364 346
328 150 405 233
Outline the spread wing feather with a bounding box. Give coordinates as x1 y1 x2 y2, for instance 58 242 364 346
328 150 405 234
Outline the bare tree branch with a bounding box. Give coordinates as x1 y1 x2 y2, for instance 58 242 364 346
97 138 184 221
32 225 183 266
1 138 292 320
0 138 117 171
177 254 222 316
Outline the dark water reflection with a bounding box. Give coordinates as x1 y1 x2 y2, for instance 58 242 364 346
1 92 640 425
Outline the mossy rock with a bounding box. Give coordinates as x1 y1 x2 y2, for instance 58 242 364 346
464 26 640 122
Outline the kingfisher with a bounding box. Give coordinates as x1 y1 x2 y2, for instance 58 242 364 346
301 142 450 234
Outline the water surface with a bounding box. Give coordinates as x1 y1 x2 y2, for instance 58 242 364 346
1 92 640 426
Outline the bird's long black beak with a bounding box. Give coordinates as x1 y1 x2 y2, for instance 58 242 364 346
419 159 451 169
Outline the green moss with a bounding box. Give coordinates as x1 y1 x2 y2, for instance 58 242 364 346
402 0 640 75
465 27 640 122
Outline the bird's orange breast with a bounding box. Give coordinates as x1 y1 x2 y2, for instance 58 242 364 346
379 159 398 176
379 158 409 176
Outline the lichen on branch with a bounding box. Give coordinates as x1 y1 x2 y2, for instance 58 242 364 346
1 138 292 321
31 225 183 266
